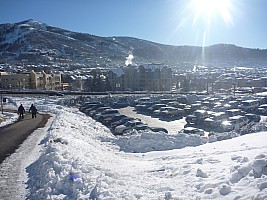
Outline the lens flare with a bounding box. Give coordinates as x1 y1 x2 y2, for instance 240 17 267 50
190 0 234 26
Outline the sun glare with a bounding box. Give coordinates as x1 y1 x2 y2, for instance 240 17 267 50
190 0 233 26
169 0 237 49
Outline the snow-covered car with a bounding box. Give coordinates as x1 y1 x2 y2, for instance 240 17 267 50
102 114 127 126
135 102 154 112
81 103 105 113
238 99 260 112
83 104 106 115
220 115 248 131
185 110 209 125
79 102 99 112
95 109 119 122
176 95 189 104
245 113 261 123
160 107 184 117
114 120 147 135
204 112 229 128
179 127 205 136
147 104 167 113
153 107 167 116
225 109 245 118
133 97 151 106
149 127 168 133
257 104 267 115
111 100 130 108
89 106 111 117
111 117 138 129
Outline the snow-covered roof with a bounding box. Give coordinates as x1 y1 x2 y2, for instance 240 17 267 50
110 68 125 77
142 63 165 70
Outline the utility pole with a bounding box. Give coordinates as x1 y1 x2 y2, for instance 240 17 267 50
1 92 3 114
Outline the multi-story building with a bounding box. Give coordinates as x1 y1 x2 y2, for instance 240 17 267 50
107 68 126 91
0 70 62 90
107 64 173 91
30 70 62 90
0 72 30 90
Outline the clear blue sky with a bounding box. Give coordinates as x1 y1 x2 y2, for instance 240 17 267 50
0 0 267 49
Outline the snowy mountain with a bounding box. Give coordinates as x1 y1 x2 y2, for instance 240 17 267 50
1 19 267 68
0 96 267 199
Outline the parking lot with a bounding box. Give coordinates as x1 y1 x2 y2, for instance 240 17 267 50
119 106 186 134
76 94 267 137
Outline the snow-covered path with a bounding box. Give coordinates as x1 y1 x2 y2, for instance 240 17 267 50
0 116 54 199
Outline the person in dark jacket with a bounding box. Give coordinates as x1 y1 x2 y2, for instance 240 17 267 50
18 104 25 119
29 104 37 118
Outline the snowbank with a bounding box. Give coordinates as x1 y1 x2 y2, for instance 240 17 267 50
27 100 267 199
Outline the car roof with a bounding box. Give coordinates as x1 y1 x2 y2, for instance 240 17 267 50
183 127 199 131
229 115 245 120
127 120 141 123
194 110 207 113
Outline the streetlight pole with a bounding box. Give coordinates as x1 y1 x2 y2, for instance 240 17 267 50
1 92 3 114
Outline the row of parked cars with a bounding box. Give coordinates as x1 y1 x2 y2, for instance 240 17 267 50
79 101 168 135
134 96 189 119
183 96 266 133
132 95 267 135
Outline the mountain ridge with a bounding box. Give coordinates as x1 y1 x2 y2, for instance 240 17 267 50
0 19 267 68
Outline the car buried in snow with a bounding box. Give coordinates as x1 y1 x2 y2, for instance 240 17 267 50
220 115 248 131
111 117 139 130
102 114 127 126
179 127 205 136
154 106 184 118
204 112 229 128
114 120 147 135
245 113 261 123
185 110 209 125
95 109 120 123
257 104 267 115
149 127 168 133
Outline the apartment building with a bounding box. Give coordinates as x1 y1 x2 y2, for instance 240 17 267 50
107 68 125 91
0 70 62 90
107 64 173 91
30 70 62 90
0 72 30 90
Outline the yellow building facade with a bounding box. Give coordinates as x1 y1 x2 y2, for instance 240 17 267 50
0 70 62 90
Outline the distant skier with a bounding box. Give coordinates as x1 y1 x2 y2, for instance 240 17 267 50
29 104 37 118
18 104 25 119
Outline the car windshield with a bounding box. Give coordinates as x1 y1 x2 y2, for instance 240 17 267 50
124 121 134 126
183 128 196 133
231 118 242 124
194 110 206 117
136 121 142 125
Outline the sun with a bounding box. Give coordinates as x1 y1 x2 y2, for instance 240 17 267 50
189 0 233 26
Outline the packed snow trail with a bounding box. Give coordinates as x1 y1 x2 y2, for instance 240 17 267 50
0 111 50 164
0 96 54 200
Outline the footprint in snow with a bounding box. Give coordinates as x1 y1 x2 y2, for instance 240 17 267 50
206 158 220 164
219 184 231 196
196 168 208 178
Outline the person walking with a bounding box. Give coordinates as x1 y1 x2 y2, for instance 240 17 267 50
18 104 25 119
29 104 37 118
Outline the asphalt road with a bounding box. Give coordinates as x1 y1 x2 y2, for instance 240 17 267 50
0 111 50 164
119 106 186 134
